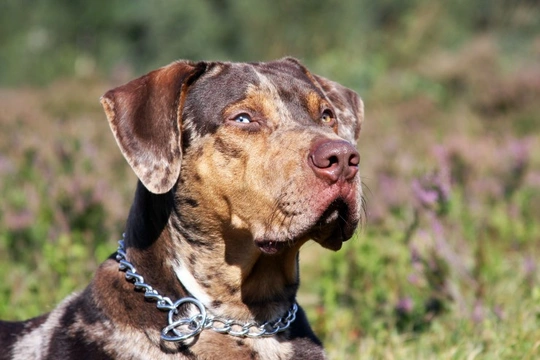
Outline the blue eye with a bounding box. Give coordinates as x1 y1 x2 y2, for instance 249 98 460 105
234 114 252 124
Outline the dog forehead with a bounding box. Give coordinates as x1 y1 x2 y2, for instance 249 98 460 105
196 60 320 101
182 60 324 139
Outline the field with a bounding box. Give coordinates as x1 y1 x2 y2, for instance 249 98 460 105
1 2 540 359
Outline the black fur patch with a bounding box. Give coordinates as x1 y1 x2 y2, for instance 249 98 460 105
47 328 112 360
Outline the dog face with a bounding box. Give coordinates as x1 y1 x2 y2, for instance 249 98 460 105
102 58 363 254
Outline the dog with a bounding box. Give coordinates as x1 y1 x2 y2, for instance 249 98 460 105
0 58 363 360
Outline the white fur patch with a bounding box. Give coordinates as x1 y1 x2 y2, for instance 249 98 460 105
102 326 181 359
251 336 293 360
11 293 78 360
170 257 212 307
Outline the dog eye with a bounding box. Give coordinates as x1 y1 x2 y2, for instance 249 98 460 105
234 113 252 124
320 110 335 125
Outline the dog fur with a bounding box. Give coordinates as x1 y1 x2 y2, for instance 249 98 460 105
0 58 364 360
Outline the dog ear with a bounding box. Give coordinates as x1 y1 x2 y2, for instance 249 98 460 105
101 61 206 194
313 75 364 143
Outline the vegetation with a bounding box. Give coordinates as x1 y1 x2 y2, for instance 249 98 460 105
1 1 539 358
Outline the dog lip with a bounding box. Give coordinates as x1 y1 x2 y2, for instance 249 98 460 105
318 197 350 225
254 239 288 255
311 196 358 249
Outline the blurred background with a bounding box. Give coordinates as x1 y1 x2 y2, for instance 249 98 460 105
1 0 539 358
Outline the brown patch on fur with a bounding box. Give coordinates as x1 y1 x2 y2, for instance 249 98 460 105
305 91 323 119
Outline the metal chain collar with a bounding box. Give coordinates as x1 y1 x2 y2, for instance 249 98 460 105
115 237 298 342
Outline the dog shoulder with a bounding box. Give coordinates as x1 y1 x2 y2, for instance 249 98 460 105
1 290 116 360
285 305 328 360
0 314 48 360
1 293 78 360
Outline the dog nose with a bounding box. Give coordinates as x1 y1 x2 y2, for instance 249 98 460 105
309 140 359 183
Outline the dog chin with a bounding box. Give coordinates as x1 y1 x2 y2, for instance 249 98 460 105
311 200 359 251
316 224 355 251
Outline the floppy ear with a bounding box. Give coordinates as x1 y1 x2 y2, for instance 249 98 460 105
100 61 205 194
313 75 364 143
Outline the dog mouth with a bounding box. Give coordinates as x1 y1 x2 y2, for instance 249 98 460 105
254 239 289 255
255 196 358 255
310 197 356 251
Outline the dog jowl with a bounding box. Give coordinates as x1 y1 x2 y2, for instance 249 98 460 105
0 58 364 360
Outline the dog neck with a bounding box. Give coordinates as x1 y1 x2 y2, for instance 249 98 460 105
122 182 301 324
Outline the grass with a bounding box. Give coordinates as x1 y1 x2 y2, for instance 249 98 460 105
1 27 540 360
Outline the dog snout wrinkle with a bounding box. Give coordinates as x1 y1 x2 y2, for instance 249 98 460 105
309 140 359 183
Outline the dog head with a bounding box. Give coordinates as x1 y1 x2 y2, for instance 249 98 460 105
101 58 364 253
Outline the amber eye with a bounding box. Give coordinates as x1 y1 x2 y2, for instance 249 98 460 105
320 110 335 125
233 113 252 124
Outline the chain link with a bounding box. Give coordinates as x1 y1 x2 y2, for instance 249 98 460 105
115 237 298 342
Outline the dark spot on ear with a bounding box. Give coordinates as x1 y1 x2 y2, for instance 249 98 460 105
236 339 245 347
160 177 170 188
193 173 201 182
250 350 258 359
211 300 222 308
142 170 154 184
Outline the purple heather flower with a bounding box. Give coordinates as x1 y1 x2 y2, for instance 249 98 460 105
4 210 34 230
493 305 505 321
412 172 451 212
523 256 537 278
412 178 438 208
472 300 484 324
396 297 414 314
407 273 422 286
507 138 530 171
